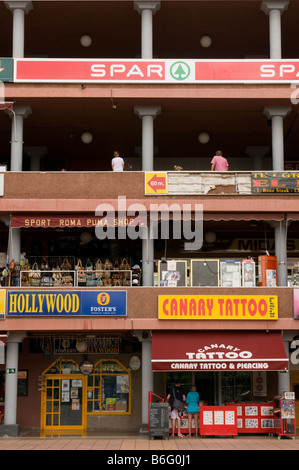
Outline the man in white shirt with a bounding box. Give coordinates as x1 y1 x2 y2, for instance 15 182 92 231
111 151 124 172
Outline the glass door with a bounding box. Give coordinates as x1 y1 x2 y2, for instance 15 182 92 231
41 375 86 430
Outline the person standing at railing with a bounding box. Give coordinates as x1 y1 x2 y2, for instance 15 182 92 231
211 150 229 171
111 150 124 172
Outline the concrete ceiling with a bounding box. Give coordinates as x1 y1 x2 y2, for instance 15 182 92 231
0 1 298 170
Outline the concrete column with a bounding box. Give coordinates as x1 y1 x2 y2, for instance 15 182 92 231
245 146 270 170
261 1 289 58
134 106 161 171
275 218 288 286
141 219 155 286
134 1 161 58
5 1 33 58
134 107 160 287
25 146 47 171
2 332 27 436
134 331 153 432
8 227 21 265
277 333 293 395
7 105 32 171
263 107 291 170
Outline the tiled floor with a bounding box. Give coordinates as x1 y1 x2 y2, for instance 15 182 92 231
0 430 298 451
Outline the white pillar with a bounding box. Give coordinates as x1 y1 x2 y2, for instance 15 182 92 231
5 1 33 58
134 106 161 171
261 1 289 59
7 105 32 171
134 1 161 58
141 220 155 286
245 146 270 170
8 228 21 265
134 331 153 431
263 106 291 170
3 332 27 435
278 334 292 395
134 107 160 287
275 218 288 287
25 146 48 171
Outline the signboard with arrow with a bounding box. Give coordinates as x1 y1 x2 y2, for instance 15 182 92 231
145 172 167 195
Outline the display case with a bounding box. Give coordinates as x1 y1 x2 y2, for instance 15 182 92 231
227 402 275 434
200 406 238 436
242 259 256 287
220 260 241 287
258 255 277 286
273 393 296 439
158 259 187 287
190 259 219 287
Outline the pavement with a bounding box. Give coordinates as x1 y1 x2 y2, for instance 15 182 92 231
0 429 298 452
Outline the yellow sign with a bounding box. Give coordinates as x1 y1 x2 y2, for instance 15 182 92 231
0 290 6 317
145 172 167 195
158 295 278 320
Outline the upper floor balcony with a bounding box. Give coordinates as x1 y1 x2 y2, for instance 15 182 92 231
1 1 299 60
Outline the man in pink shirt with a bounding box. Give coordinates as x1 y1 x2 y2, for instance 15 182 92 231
211 150 229 171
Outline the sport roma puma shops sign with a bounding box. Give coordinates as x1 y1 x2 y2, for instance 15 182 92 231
13 59 299 83
158 295 278 320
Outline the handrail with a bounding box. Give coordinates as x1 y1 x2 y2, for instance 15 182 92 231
19 269 133 287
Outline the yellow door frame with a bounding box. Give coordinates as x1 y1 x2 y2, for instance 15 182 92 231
40 374 87 431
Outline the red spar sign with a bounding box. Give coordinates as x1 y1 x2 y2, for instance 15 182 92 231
14 59 299 83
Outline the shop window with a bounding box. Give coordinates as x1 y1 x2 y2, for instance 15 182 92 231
44 359 80 375
87 359 131 415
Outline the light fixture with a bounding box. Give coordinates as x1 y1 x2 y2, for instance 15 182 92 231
200 35 212 48
76 339 87 353
81 131 93 144
198 132 210 144
80 231 92 244
80 35 92 47
205 231 216 243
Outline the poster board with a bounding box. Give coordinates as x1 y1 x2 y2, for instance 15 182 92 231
191 259 219 287
220 260 241 287
200 406 238 436
242 259 256 287
158 260 187 287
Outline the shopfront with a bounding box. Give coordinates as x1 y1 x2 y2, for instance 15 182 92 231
153 330 289 404
40 357 131 431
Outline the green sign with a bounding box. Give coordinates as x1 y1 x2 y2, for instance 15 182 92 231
6 368 16 374
0 58 13 82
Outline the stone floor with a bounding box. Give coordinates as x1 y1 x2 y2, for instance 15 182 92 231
0 428 298 451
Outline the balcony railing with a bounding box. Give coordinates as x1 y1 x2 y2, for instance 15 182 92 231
19 270 133 288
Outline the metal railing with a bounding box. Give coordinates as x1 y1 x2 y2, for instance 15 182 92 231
19 269 133 287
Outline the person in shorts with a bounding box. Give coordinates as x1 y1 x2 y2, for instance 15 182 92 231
166 381 186 437
186 386 200 437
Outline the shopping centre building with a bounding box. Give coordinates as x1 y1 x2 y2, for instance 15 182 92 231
0 0 299 436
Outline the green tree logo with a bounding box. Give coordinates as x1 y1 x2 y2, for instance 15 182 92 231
170 61 190 81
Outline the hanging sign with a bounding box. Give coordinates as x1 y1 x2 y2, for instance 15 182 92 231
158 295 278 320
252 172 299 193
7 290 127 317
14 58 299 83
